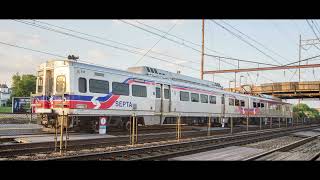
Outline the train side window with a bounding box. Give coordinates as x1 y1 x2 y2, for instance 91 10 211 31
150 68 155 73
164 89 170 99
200 94 208 103
180 91 190 101
112 82 129 96
78 78 87 93
240 100 245 107
209 95 216 104
56 75 66 93
146 67 151 72
89 79 109 94
261 103 264 108
132 85 147 97
235 99 240 106
253 102 257 108
156 87 161 98
229 98 235 106
257 103 261 107
191 93 199 102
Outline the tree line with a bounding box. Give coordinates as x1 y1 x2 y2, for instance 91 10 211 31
6 73 36 106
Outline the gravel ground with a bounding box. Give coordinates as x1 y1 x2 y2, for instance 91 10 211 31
289 138 320 154
243 136 304 150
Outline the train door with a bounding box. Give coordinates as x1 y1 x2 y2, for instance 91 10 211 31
162 84 171 113
221 94 225 116
155 84 162 113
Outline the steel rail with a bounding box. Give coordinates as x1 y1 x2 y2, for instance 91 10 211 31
37 125 318 161
243 135 320 161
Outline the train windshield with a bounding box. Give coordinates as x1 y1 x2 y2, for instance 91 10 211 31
56 75 66 94
37 71 44 93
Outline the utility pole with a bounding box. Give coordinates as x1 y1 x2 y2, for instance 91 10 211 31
298 35 302 125
201 19 205 80
298 35 301 106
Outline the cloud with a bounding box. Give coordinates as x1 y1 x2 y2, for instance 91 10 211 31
169 20 185 25
87 49 108 60
0 31 17 44
0 30 45 48
0 51 44 86
25 34 43 47
111 20 122 25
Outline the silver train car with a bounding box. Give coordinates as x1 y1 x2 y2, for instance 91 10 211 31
31 60 293 131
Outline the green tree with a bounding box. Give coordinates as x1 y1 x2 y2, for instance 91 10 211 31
10 73 36 98
293 103 320 119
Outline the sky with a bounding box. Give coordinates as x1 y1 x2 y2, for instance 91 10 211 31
0 19 320 107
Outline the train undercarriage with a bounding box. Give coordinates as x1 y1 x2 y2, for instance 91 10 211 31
36 113 293 133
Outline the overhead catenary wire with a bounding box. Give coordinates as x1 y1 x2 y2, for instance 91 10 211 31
210 20 308 82
134 22 177 65
312 20 320 36
13 19 201 72
134 20 229 56
17 20 231 77
211 20 285 66
6 20 232 79
123 20 280 84
14 19 233 80
306 19 320 51
33 20 207 67
0 40 66 59
121 20 268 68
220 20 294 64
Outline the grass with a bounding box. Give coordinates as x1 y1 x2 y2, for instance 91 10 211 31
0 107 11 113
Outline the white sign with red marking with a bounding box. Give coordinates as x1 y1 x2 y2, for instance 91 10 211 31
99 117 107 134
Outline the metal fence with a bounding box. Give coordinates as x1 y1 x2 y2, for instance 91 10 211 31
0 112 37 124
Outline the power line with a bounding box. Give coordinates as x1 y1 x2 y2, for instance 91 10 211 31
220 20 293 64
211 20 285 66
311 20 320 36
210 20 305 82
306 19 320 51
13 19 201 72
25 20 234 75
132 20 274 68
119 20 202 53
9 20 233 81
0 40 66 59
135 22 177 65
284 54 320 66
33 20 204 67
134 20 230 57
204 54 279 67
121 20 253 68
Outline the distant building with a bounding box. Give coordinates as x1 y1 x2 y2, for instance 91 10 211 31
0 84 10 107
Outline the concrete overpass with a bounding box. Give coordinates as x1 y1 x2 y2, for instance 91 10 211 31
225 81 320 99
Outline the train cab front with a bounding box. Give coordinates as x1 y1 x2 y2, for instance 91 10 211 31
32 60 70 128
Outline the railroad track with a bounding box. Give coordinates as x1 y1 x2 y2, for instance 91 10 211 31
243 134 320 161
0 125 277 157
34 124 319 161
